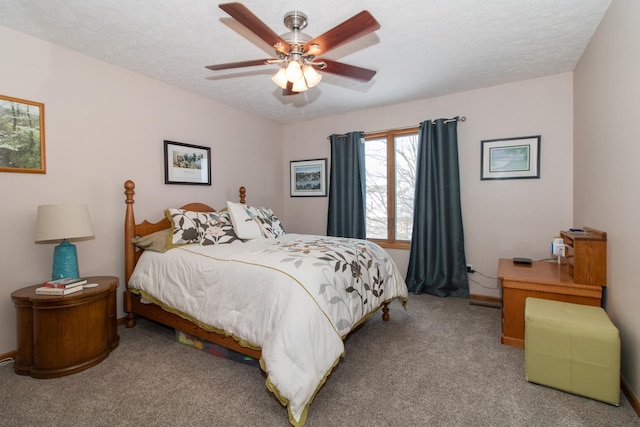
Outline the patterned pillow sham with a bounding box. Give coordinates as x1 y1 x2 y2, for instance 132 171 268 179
201 210 241 245
165 208 210 248
256 207 286 238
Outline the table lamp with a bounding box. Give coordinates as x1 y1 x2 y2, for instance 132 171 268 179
35 204 95 279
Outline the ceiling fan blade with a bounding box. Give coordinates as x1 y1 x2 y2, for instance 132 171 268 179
304 11 380 57
205 59 271 71
219 3 290 54
319 59 377 82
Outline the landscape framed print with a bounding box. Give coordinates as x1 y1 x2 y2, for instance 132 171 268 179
164 140 211 185
290 158 327 197
0 95 45 174
481 135 540 180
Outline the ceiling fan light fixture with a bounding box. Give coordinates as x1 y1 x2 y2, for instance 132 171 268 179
285 60 302 82
303 65 322 88
292 76 308 92
271 67 288 89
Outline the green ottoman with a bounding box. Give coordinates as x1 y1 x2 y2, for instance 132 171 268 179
524 297 620 405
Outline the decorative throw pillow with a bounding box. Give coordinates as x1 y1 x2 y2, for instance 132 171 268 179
165 208 210 248
131 228 171 253
256 207 286 238
226 201 265 240
201 211 241 245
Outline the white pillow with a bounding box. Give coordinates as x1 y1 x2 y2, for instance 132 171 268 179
226 201 264 240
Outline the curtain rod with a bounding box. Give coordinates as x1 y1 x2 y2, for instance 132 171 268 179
328 116 467 140
370 116 467 134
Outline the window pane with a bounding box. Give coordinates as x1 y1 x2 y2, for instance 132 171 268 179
365 138 387 239
394 134 418 240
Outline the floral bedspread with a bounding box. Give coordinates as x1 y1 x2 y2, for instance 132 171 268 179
128 233 408 426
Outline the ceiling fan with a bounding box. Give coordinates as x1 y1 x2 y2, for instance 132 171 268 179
206 2 381 95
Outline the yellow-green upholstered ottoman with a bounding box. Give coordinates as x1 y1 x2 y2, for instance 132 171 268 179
524 297 620 405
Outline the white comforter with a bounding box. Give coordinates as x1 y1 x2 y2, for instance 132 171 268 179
128 233 408 425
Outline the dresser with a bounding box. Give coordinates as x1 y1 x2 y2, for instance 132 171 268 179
497 259 602 348
11 276 119 378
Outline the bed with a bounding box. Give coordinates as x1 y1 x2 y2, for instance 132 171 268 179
123 179 408 426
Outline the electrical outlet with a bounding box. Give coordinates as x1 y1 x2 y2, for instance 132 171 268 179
466 264 474 273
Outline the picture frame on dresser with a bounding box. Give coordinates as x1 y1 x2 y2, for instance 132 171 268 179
164 140 211 185
0 94 46 174
481 135 540 180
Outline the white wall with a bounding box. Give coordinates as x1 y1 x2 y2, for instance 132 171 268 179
282 73 575 297
574 0 640 402
0 23 578 362
0 26 284 355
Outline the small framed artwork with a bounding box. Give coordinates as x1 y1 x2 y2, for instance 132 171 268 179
0 95 46 174
481 135 541 180
290 158 327 197
164 140 211 185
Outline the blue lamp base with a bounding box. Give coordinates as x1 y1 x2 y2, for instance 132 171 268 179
52 240 80 279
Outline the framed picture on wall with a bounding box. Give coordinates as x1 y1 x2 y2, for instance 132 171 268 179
481 135 541 180
290 158 327 197
164 140 211 185
0 95 46 174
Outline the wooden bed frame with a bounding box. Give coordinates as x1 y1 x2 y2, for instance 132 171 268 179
123 179 390 361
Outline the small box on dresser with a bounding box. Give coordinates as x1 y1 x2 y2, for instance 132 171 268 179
561 227 607 286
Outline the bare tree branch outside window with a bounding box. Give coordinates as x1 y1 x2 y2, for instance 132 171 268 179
365 137 387 238
364 130 418 245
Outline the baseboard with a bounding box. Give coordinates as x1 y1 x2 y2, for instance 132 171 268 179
0 350 17 362
622 377 640 417
470 294 502 304
469 294 501 308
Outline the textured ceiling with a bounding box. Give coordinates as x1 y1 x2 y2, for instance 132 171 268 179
0 0 611 124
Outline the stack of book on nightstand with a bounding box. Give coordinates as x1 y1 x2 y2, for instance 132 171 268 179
35 278 87 295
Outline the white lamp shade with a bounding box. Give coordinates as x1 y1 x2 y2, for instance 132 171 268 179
292 77 308 92
35 204 95 242
285 60 302 82
303 65 322 88
271 68 288 89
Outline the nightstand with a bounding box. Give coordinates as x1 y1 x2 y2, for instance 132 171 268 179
11 276 119 378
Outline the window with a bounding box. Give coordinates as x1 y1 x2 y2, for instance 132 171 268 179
364 127 419 249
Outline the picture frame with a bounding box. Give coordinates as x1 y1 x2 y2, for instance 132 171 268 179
0 95 46 174
290 158 327 197
481 135 540 180
164 140 211 185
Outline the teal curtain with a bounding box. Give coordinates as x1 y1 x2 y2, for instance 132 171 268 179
406 118 469 297
327 131 366 238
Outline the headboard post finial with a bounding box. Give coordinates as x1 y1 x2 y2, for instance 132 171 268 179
239 186 246 204
124 180 135 204
124 180 137 285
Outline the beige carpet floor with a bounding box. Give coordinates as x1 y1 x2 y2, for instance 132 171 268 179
1 293 638 426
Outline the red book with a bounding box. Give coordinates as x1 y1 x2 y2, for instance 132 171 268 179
42 278 87 289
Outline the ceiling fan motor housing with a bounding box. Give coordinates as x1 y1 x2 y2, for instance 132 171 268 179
283 11 307 31
280 11 312 56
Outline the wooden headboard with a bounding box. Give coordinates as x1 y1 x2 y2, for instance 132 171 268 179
123 179 246 285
